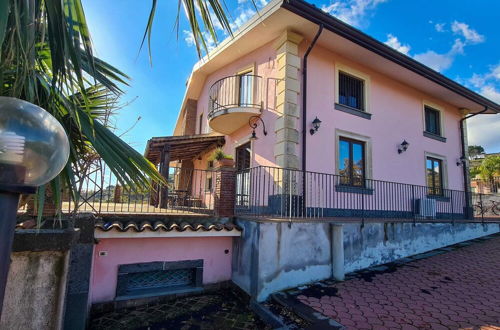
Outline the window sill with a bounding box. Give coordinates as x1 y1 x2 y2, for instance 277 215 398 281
334 103 372 119
423 131 446 142
335 185 374 195
426 194 450 202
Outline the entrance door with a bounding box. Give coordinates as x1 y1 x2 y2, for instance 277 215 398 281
235 142 251 207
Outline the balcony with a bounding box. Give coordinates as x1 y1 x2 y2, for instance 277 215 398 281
208 74 263 134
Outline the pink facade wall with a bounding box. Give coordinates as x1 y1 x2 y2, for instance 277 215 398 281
189 36 465 191
193 41 279 172
303 45 464 190
90 236 234 303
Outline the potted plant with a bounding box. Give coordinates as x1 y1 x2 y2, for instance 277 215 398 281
210 148 235 167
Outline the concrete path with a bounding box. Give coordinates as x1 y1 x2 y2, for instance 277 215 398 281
293 234 500 329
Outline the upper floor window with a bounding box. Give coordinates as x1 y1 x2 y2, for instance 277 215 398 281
339 137 365 187
238 71 254 107
424 106 441 136
426 157 443 195
339 71 365 111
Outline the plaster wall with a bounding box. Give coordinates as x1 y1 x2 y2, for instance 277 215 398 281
343 222 500 273
90 236 233 303
194 40 280 169
303 45 465 190
0 251 69 330
233 218 500 302
191 39 467 189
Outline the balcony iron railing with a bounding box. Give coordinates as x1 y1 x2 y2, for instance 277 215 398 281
208 74 263 119
18 166 216 215
235 166 498 221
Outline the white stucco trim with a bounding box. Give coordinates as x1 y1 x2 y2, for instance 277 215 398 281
95 229 241 239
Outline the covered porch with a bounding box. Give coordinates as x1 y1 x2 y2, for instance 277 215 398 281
145 134 226 213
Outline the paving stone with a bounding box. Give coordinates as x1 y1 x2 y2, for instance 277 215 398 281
291 234 500 330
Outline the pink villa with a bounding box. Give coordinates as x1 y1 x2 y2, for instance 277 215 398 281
90 0 500 307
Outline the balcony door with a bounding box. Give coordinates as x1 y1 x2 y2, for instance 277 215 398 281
238 71 254 107
236 142 251 207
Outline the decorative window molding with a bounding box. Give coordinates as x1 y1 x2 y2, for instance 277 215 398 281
334 63 371 115
335 129 373 185
424 151 449 193
422 101 446 141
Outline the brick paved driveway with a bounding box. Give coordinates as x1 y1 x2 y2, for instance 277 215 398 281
296 234 500 329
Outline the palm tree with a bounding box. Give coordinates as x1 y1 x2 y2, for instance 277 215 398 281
0 0 235 215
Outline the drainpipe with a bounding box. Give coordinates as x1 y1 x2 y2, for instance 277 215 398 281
301 24 323 215
459 106 488 218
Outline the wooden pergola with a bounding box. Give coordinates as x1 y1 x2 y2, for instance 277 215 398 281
144 134 225 208
145 134 225 165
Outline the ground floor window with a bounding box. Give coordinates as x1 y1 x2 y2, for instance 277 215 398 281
339 137 365 186
426 157 443 195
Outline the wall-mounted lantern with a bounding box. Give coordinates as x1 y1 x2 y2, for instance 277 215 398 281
309 117 322 135
456 156 466 166
249 116 267 141
397 140 410 154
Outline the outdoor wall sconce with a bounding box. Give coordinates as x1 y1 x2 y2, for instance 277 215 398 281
310 117 322 135
398 140 410 154
249 116 267 141
456 156 466 166
0 97 70 315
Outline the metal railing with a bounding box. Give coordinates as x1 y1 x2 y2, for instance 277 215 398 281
18 166 216 216
208 74 263 118
235 166 498 221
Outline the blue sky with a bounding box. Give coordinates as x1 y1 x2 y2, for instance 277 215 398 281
83 0 500 153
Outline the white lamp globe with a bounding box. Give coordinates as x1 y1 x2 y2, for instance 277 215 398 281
0 97 70 187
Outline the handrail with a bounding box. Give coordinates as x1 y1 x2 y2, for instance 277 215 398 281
234 165 489 220
208 74 263 117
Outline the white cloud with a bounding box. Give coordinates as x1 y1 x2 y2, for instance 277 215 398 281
464 65 500 152
384 34 410 55
183 30 216 52
469 64 500 88
467 93 500 152
230 7 256 30
451 21 485 44
413 39 465 72
435 23 445 32
321 0 387 27
413 51 453 72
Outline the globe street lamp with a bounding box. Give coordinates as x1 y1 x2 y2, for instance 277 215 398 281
0 97 69 315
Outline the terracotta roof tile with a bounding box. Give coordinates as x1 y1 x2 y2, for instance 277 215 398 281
94 218 240 233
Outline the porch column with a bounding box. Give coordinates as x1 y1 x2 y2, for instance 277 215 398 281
159 145 170 209
214 163 236 218
274 30 303 170
331 224 345 281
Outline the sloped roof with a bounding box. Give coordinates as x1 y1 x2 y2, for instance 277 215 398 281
145 134 225 164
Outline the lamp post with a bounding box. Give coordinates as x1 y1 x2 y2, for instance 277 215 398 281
0 97 69 315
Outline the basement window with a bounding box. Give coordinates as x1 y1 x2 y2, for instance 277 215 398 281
115 260 203 300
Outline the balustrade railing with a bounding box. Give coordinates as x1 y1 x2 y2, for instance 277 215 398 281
208 74 263 118
235 166 497 221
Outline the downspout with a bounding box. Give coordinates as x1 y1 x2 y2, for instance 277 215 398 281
459 106 488 218
301 24 323 215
